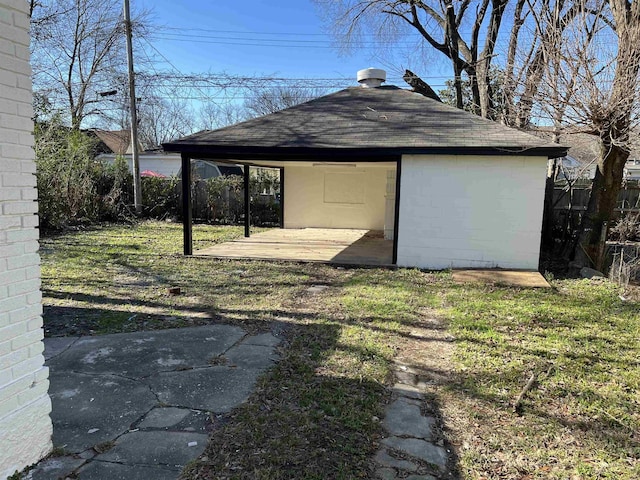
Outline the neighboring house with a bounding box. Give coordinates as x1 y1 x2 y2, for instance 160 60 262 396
532 129 640 180
89 129 136 156
165 68 567 270
624 159 640 180
93 135 242 179
0 1 53 477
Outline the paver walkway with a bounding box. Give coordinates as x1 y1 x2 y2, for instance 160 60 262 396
27 325 281 480
374 363 452 480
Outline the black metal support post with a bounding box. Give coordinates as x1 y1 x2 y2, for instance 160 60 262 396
392 158 402 265
244 165 250 237
181 153 192 255
279 167 285 228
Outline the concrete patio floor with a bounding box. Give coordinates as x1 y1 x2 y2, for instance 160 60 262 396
29 325 281 480
196 228 394 266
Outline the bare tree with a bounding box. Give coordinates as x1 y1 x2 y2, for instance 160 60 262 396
501 0 595 128
136 96 196 149
30 0 150 129
568 0 640 269
244 85 326 117
522 0 640 269
314 0 509 118
198 102 248 130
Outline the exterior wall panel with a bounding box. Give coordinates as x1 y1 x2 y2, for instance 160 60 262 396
397 154 547 270
0 1 53 477
284 165 388 230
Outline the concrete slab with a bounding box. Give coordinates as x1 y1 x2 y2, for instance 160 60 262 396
25 456 85 480
75 461 179 479
133 407 210 433
95 431 207 467
37 324 281 478
137 407 190 429
224 343 279 369
47 325 245 378
382 398 435 440
48 372 156 453
146 367 261 412
43 337 79 360
452 269 550 288
241 333 282 347
196 228 393 266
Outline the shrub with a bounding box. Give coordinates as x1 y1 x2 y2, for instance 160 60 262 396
35 120 103 229
610 213 640 242
203 175 243 224
142 176 180 219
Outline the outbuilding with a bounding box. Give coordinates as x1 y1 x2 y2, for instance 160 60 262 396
163 69 567 270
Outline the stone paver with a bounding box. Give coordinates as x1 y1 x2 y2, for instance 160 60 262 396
48 372 156 453
382 397 435 440
374 360 451 479
25 456 84 480
29 324 281 479
375 449 418 471
137 407 191 429
376 467 397 480
145 366 261 412
242 333 282 347
94 430 208 466
75 462 180 480
42 336 79 361
47 325 245 378
224 343 279 369
382 437 448 468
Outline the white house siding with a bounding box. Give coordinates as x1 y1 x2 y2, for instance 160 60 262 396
98 153 181 177
397 154 548 270
0 1 53 477
284 165 388 230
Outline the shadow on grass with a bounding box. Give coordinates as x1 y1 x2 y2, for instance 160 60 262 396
43 286 461 478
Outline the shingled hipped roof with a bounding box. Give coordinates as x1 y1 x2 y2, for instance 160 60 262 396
164 86 567 159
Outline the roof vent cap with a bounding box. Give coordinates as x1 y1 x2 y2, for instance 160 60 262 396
357 67 386 88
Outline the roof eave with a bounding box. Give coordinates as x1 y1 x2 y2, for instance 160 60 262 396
161 143 568 160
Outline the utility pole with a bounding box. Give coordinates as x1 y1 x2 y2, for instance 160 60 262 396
124 0 142 214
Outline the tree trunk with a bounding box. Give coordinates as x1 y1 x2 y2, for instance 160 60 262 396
475 62 492 119
503 0 526 126
572 0 640 271
468 68 481 115
573 140 629 270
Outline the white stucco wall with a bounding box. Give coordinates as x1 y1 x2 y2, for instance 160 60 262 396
397 154 548 270
284 165 388 230
0 1 53 477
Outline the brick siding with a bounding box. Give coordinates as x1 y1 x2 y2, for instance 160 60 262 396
0 1 52 477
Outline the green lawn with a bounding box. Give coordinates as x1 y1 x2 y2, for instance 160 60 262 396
40 222 639 479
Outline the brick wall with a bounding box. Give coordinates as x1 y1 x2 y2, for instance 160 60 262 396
0 0 53 477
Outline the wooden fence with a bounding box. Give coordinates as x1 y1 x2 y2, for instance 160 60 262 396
552 179 640 235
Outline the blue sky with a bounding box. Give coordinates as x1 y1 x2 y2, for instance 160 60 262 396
136 0 452 90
